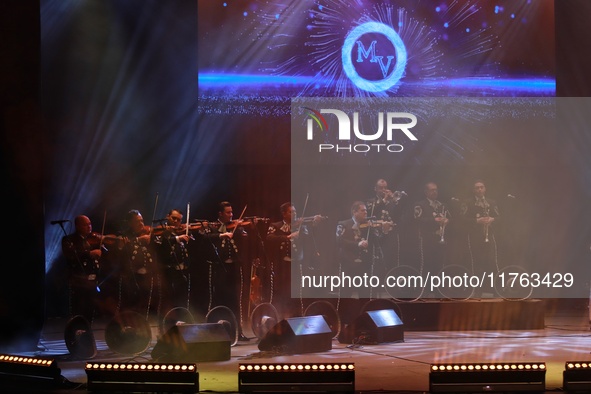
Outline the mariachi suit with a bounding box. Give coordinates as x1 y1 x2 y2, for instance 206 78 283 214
413 198 450 275
336 218 381 300
366 195 403 277
266 220 306 317
460 196 500 282
61 232 101 322
118 230 158 318
152 228 191 315
204 221 247 327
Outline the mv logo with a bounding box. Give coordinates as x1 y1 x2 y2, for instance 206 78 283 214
341 21 407 93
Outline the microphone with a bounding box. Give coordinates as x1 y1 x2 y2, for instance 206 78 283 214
507 194 516 199
50 219 69 225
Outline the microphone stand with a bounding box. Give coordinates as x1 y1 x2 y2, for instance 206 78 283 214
57 221 68 237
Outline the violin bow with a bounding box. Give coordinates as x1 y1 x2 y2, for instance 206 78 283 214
150 192 159 235
366 194 378 241
232 204 248 234
186 202 190 237
99 209 107 249
297 193 309 233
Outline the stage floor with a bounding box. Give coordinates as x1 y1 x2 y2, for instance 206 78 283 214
7 298 591 393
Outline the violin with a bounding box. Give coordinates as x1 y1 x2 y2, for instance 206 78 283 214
86 232 103 247
86 232 126 248
141 224 187 236
295 215 328 225
226 216 271 230
178 222 217 233
183 222 207 232
147 226 164 236
155 222 210 238
149 224 190 236
244 216 270 223
124 225 154 246
225 219 253 230
137 225 153 235
226 221 250 231
384 190 407 203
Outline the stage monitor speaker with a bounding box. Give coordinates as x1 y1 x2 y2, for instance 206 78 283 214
258 315 333 354
339 309 404 344
151 323 231 362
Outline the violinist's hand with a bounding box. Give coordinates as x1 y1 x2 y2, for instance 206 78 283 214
90 249 102 259
117 237 128 250
312 215 324 225
138 234 151 245
221 232 234 239
382 221 394 233
384 189 395 202
177 234 190 243
288 231 299 240
358 239 368 249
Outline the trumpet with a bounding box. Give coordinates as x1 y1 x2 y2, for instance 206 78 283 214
437 210 448 244
439 218 447 245
481 202 491 243
484 206 490 242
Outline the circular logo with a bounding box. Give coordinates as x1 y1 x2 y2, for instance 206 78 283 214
341 21 407 92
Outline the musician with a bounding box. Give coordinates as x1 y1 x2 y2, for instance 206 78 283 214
203 201 250 341
117 209 159 318
266 202 323 318
460 180 500 296
152 208 192 318
336 201 382 301
413 182 450 279
61 215 102 322
365 179 403 277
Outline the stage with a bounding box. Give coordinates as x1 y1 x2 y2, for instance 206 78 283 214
4 297 591 393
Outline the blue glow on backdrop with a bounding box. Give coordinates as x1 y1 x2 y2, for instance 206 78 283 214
198 0 555 97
